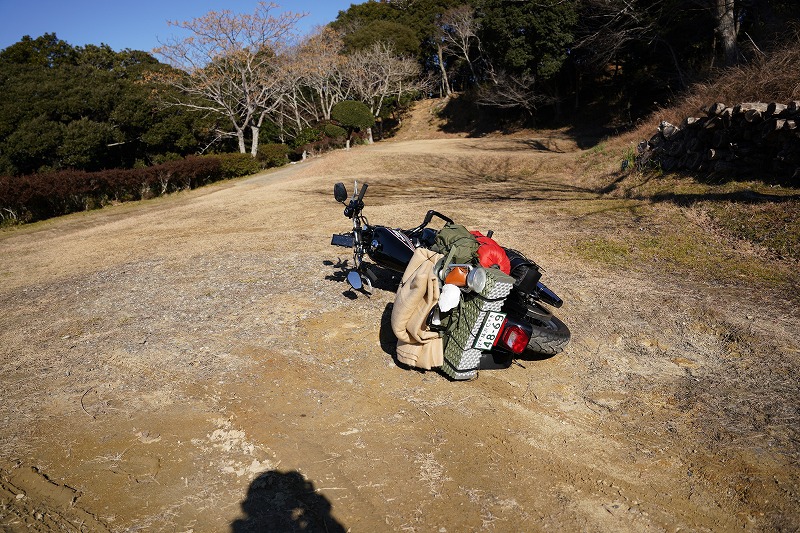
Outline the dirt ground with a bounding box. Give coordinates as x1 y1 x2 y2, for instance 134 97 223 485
1 103 798 532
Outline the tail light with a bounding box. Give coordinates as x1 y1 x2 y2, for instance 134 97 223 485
495 318 531 354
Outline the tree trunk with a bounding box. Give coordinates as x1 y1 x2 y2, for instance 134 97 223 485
235 127 246 154
463 51 476 84
712 0 739 66
250 125 260 157
436 43 452 97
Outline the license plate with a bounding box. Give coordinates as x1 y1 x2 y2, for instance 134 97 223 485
473 312 506 351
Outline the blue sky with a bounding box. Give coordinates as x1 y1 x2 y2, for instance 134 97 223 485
0 1 356 53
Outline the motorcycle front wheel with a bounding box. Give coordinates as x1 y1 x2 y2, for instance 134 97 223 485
525 314 570 356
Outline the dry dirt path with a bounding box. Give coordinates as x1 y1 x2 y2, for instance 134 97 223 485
1 135 798 532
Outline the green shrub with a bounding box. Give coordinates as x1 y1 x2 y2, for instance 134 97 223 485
150 152 183 165
323 124 347 140
216 153 261 178
292 128 322 149
331 101 375 132
257 143 290 168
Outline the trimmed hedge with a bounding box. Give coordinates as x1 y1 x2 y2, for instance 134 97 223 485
0 153 264 224
323 124 347 141
257 143 290 168
291 128 322 149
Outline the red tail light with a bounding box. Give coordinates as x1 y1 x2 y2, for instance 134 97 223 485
496 319 530 354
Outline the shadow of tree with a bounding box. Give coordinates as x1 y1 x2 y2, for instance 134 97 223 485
648 189 800 207
435 94 613 148
231 470 346 533
446 138 571 153
366 154 602 207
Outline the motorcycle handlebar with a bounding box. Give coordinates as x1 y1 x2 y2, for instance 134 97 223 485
357 183 368 202
343 183 368 219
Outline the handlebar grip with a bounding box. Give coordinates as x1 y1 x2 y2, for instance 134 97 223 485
357 183 368 201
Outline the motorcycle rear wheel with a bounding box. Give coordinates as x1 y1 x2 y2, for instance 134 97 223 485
525 314 570 356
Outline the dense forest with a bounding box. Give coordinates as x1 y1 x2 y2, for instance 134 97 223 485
0 0 798 220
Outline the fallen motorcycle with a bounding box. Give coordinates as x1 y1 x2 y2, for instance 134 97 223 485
330 181 569 378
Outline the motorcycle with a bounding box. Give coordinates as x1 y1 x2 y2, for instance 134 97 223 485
330 181 570 368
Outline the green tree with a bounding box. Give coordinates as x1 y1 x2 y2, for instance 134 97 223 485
476 0 577 81
343 19 420 56
331 2 413 54
331 0 465 64
331 100 375 150
0 33 74 67
3 116 65 174
58 118 117 170
0 34 210 175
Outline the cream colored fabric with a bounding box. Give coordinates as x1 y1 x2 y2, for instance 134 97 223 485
391 248 444 369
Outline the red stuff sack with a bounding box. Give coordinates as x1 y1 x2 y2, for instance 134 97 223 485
470 231 511 274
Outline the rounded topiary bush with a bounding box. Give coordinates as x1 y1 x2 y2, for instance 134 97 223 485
216 153 261 178
331 101 375 131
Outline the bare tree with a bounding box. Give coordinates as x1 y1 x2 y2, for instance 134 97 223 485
346 42 422 142
575 0 742 74
572 0 695 92
434 40 452 97
573 0 658 70
476 68 555 116
439 5 481 83
276 50 313 138
152 2 305 156
294 27 352 122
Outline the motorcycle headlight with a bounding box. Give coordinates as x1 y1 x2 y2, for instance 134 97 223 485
466 266 486 293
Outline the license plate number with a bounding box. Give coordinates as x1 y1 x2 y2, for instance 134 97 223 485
473 312 506 350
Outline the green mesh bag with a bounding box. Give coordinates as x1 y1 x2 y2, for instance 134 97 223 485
441 268 515 380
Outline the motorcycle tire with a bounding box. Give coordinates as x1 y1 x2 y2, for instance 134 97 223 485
525 314 570 356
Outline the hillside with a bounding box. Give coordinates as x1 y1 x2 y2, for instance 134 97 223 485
0 103 798 531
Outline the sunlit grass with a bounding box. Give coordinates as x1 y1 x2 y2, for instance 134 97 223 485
572 205 797 286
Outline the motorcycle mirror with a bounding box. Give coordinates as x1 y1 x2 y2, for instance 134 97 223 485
334 182 348 203
346 270 363 290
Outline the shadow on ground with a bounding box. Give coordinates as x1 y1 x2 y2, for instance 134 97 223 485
231 470 346 532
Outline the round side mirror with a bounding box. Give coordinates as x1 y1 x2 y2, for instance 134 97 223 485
346 270 363 290
334 182 348 203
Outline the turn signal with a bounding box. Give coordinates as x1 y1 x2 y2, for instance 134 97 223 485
444 266 469 286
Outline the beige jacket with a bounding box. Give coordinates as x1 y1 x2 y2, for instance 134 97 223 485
391 248 444 369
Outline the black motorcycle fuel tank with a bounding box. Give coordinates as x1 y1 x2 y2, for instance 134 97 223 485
367 226 416 272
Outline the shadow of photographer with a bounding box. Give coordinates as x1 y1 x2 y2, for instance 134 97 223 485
231 470 346 532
